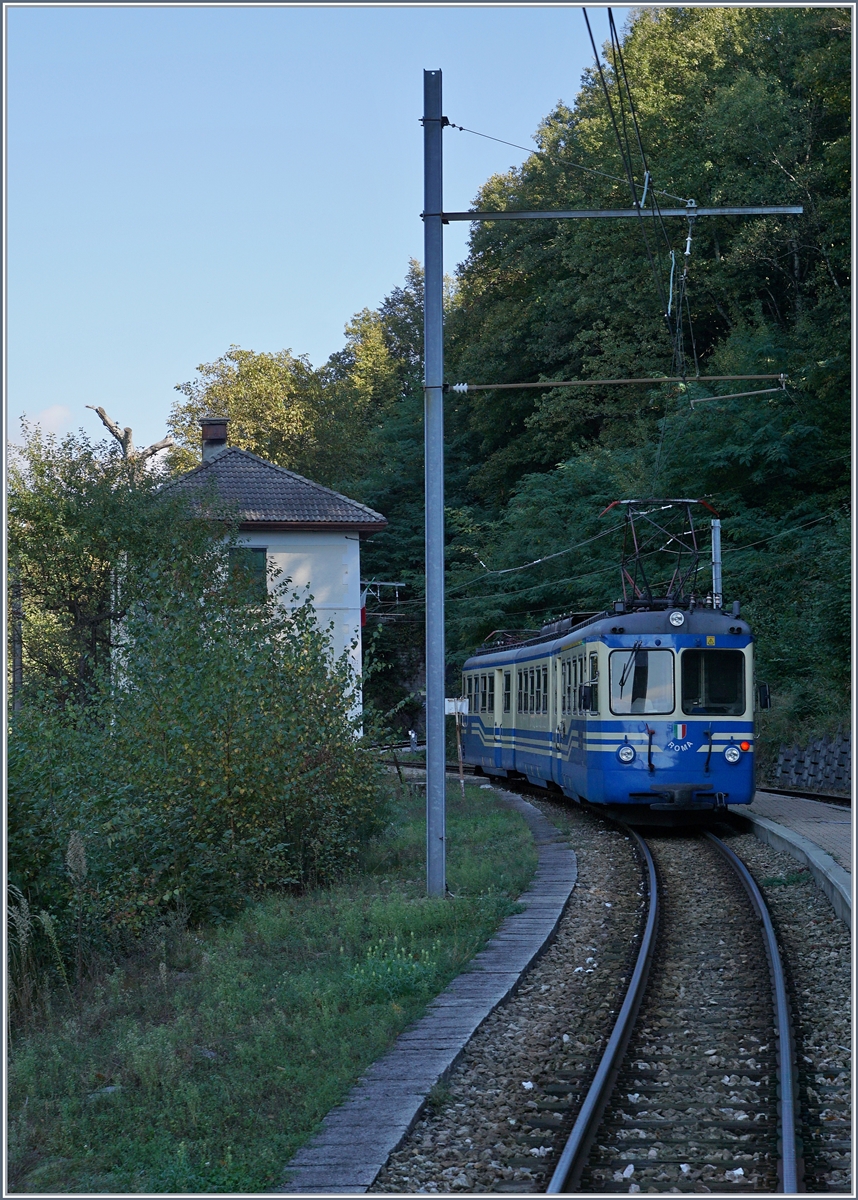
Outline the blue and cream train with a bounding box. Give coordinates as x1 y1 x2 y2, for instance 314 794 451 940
461 603 758 819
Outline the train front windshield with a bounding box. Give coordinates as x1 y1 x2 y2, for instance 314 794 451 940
609 649 674 714
681 649 745 715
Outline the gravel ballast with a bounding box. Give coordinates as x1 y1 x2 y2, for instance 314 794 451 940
371 800 851 1195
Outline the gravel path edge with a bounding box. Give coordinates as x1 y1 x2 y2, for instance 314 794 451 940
731 811 852 925
274 789 578 1194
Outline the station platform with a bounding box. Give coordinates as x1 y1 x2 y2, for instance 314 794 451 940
745 791 852 872
733 790 852 925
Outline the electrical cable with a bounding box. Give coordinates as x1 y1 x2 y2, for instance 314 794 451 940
444 523 624 595
446 124 690 205
584 8 674 339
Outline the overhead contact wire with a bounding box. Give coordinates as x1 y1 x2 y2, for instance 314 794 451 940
447 124 689 205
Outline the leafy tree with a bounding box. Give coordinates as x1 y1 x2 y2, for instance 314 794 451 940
7 423 219 706
168 345 359 488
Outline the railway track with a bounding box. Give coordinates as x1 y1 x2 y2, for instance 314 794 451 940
373 796 850 1194
547 829 798 1193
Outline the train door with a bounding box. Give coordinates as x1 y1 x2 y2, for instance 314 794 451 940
552 656 563 785
493 667 504 769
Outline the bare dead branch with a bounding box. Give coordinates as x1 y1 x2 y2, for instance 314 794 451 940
135 435 175 461
86 406 135 457
86 406 173 460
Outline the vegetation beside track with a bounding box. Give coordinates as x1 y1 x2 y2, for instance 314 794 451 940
7 779 537 1194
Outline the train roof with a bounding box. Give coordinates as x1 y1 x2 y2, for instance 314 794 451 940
467 603 751 661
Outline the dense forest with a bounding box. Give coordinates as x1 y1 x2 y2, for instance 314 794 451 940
166 7 850 762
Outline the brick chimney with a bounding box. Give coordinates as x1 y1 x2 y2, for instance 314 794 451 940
200 416 229 462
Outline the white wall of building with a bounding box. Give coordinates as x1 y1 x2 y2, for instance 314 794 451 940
235 529 363 681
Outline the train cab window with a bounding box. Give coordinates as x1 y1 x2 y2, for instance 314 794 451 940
681 649 745 715
466 676 473 713
609 648 675 715
503 672 511 713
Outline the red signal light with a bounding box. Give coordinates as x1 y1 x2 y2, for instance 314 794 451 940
740 741 751 752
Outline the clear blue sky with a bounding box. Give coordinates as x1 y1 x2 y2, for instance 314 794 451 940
7 4 628 451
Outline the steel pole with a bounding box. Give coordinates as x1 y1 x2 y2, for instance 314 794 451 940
423 69 446 897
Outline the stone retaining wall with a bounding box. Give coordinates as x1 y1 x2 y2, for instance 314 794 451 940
770 727 851 795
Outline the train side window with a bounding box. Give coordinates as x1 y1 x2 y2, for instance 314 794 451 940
571 658 577 714
488 672 495 716
534 667 541 714
517 671 522 713
589 652 599 714
503 672 511 713
529 668 535 714
542 666 548 713
561 661 566 715
466 676 472 713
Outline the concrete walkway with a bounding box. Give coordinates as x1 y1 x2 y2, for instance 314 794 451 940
736 790 852 926
276 790 577 1194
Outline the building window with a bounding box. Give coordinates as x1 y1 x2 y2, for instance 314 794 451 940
229 547 267 600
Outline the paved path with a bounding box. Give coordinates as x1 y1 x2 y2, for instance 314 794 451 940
276 790 577 1194
746 791 852 872
736 790 852 926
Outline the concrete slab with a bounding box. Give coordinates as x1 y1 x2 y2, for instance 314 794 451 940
744 791 851 871
273 788 577 1194
732 792 852 926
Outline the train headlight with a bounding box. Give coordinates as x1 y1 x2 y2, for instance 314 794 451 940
724 745 741 764
669 611 685 627
617 744 636 764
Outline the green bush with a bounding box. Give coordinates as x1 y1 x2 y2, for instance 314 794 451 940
8 574 387 961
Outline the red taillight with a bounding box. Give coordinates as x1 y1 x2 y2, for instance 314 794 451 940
740 741 751 752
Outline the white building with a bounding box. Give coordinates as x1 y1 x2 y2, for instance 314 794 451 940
166 418 387 689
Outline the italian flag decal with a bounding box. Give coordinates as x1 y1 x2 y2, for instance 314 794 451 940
673 723 687 739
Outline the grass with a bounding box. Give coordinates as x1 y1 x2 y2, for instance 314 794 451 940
7 778 537 1193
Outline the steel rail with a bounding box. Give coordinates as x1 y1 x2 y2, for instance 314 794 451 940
546 826 659 1194
704 832 800 1194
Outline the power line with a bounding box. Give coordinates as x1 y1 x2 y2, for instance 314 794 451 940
583 8 675 343
445 524 624 596
446 123 690 205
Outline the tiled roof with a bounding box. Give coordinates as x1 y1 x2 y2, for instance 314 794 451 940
162 447 387 529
